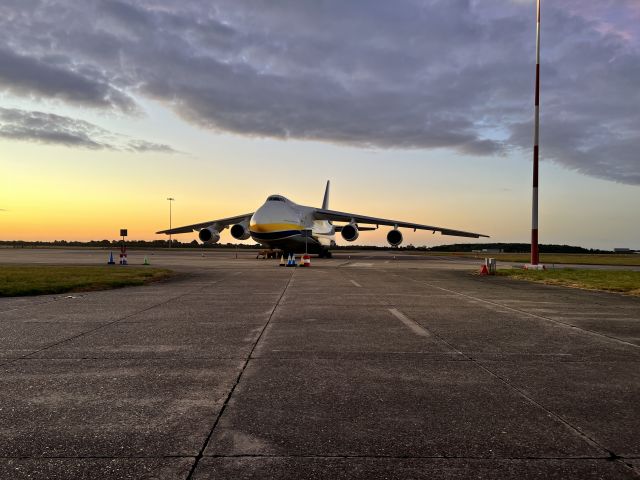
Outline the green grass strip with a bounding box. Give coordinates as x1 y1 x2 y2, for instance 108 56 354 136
498 268 640 296
0 265 173 297
426 252 640 266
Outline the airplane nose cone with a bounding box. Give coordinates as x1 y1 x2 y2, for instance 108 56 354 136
249 202 303 239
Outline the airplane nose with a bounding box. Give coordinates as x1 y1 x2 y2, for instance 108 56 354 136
249 202 303 238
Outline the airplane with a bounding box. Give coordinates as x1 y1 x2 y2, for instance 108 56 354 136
156 181 489 257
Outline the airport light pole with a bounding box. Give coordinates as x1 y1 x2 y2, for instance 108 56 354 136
167 197 175 248
530 0 542 267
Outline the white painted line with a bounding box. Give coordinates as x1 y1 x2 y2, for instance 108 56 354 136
388 308 430 337
413 279 640 349
348 262 373 267
350 279 362 288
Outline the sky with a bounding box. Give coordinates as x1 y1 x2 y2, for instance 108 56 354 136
1 0 639 249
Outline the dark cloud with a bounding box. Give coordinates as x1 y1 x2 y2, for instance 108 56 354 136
0 0 638 183
0 48 136 112
0 108 178 153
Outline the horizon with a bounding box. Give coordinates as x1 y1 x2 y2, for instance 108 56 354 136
1 238 634 253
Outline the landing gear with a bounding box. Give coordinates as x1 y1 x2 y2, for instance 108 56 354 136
318 249 332 259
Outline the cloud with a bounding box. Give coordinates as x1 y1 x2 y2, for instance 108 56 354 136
0 107 178 153
0 0 638 183
0 47 136 113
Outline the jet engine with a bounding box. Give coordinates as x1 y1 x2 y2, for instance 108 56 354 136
341 223 359 242
387 229 403 247
198 226 220 244
230 222 251 241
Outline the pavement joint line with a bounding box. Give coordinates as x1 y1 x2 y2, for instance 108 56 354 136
0 276 231 370
420 323 618 463
381 269 635 475
388 308 430 337
185 269 296 480
0 455 197 460
0 454 630 460
0 270 211 316
0 296 73 315
199 454 627 460
4 356 256 360
410 276 640 350
349 279 362 288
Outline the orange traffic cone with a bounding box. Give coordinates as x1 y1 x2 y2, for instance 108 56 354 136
480 264 489 276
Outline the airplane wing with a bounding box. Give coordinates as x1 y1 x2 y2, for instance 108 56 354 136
334 225 378 232
156 213 253 235
314 208 488 238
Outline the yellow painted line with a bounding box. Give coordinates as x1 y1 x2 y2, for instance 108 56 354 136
249 223 304 233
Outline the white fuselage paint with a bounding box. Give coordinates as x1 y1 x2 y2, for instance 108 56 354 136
248 195 335 253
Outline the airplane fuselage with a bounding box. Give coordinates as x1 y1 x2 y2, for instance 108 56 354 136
249 195 335 254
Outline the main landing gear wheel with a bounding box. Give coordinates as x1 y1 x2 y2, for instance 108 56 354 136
318 250 332 259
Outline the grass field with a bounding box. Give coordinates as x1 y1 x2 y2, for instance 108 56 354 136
426 252 640 266
0 265 173 297
498 268 640 296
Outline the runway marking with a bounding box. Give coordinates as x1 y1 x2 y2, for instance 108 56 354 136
409 278 640 349
388 308 430 337
349 280 362 288
347 263 373 267
377 270 618 461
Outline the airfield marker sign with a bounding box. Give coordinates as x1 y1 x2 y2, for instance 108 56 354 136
120 228 128 265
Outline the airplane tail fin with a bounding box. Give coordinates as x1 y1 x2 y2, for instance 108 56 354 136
322 180 330 209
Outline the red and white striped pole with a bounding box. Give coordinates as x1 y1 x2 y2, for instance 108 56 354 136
531 0 541 266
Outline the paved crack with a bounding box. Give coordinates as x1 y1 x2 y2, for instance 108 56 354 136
185 269 296 479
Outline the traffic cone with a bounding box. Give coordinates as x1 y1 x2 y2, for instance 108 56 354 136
480 264 489 276
292 254 297 267
286 254 292 267
279 255 285 267
107 252 115 265
143 256 150 265
302 254 311 267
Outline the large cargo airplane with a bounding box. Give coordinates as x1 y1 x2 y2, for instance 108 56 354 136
157 181 488 257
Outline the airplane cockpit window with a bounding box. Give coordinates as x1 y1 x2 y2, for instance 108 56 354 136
267 196 285 202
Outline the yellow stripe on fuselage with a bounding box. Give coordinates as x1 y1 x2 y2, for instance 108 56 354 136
249 222 304 233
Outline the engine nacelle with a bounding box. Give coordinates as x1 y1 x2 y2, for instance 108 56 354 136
230 222 250 241
387 229 403 247
341 223 359 242
198 226 220 244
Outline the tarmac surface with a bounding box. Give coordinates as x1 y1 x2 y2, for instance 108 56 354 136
1 248 639 479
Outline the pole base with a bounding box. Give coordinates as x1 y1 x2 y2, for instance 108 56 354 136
524 264 545 270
